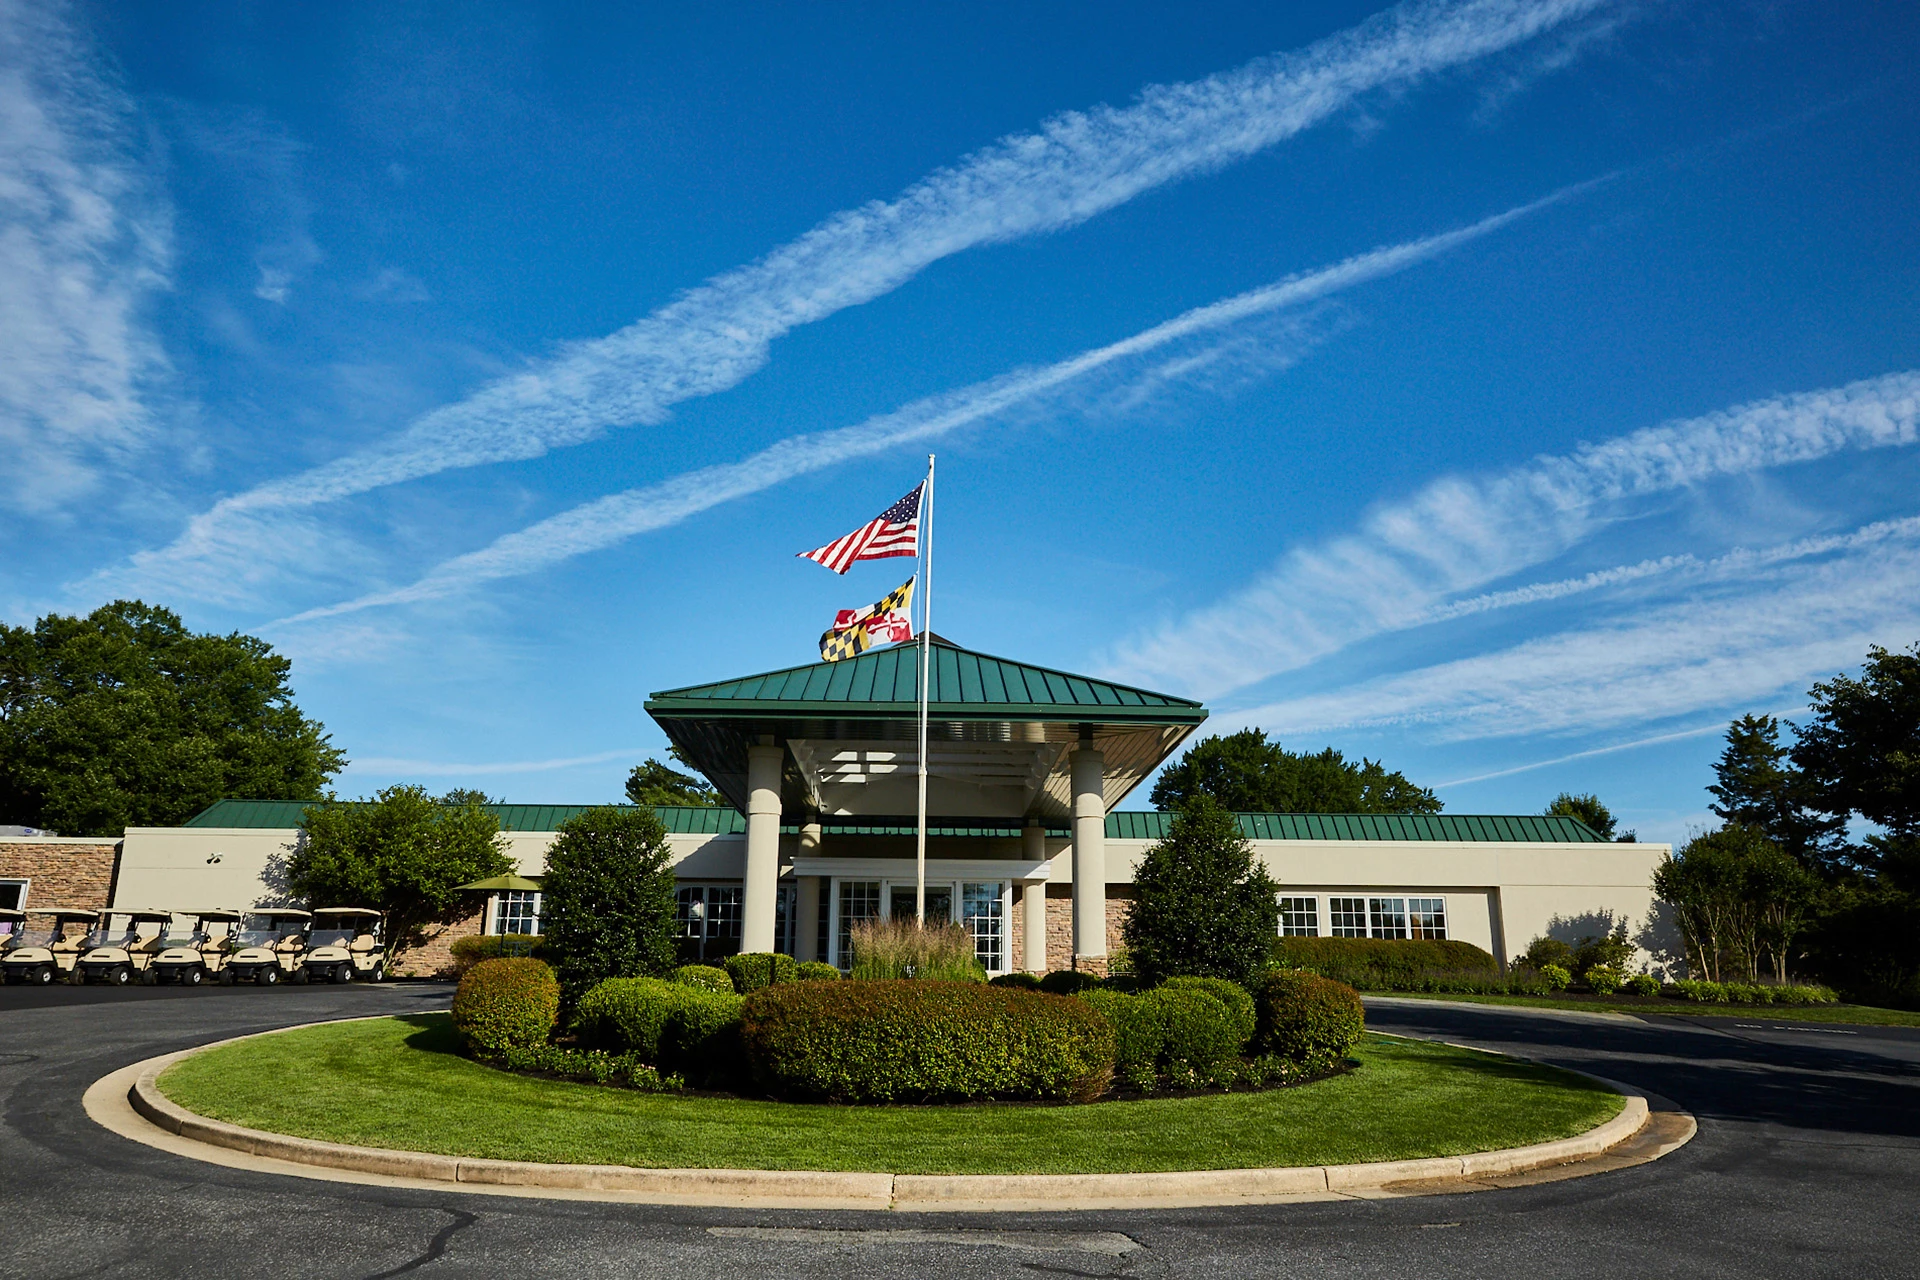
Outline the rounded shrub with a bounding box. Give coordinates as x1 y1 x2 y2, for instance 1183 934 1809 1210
988 971 1042 990
1082 986 1240 1091
673 964 735 994
449 934 548 977
1254 970 1363 1074
741 980 1114 1103
1626 973 1661 997
795 961 841 981
451 957 560 1054
573 976 744 1084
1585 966 1624 996
726 951 797 992
1160 975 1256 1047
1038 969 1104 996
1539 963 1573 992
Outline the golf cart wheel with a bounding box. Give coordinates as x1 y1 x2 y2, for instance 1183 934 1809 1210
334 964 353 983
370 962 384 983
31 965 54 986
256 966 279 986
183 965 205 986
217 969 234 985
108 965 132 986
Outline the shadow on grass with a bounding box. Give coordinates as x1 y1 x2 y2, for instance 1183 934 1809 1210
398 1012 462 1056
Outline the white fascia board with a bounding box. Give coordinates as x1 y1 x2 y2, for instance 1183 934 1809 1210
791 856 1052 881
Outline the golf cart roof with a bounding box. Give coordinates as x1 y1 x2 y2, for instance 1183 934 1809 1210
120 909 175 922
311 907 382 919
33 908 102 921
249 908 312 920
192 909 245 922
0 909 24 921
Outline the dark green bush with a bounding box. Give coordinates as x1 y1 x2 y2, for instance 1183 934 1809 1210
488 1042 681 1090
1518 936 1575 971
573 976 744 1084
1161 975 1255 1047
449 933 547 977
1123 797 1279 987
740 981 1114 1103
1081 986 1240 1091
1038 969 1104 995
540 806 679 1005
988 971 1042 990
673 964 735 994
1626 973 1661 997
1254 970 1363 1073
450 957 560 1053
795 961 841 981
1269 937 1500 991
725 951 797 992
1584 966 1624 995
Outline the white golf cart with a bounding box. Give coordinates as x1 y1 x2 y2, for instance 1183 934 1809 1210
75 909 173 985
224 909 312 985
0 909 96 985
303 908 386 983
0 909 23 958
151 910 243 985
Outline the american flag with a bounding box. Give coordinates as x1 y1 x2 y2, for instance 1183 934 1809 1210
796 482 922 574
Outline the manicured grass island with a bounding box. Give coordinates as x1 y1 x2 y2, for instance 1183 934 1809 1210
1370 992 1920 1028
157 1014 1622 1175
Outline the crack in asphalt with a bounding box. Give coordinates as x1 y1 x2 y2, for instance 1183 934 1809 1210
363 1207 478 1279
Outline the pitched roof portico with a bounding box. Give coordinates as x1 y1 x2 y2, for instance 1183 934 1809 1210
645 638 1206 966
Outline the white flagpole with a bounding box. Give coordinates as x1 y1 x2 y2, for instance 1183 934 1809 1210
916 455 935 924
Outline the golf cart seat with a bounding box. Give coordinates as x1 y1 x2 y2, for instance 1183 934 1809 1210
349 934 378 953
274 934 306 953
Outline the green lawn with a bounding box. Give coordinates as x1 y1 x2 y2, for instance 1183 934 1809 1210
1369 992 1920 1027
157 1014 1621 1175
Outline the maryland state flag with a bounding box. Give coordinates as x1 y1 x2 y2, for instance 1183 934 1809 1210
820 576 915 662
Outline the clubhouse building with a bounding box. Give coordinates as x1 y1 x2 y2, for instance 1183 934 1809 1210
9 640 1671 976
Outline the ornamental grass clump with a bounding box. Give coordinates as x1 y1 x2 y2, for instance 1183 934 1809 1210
450 957 559 1054
846 917 985 982
741 980 1114 1103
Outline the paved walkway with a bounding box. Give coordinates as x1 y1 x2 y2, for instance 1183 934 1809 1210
2 984 1915 1278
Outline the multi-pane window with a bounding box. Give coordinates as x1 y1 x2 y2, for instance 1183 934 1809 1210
676 885 743 963
1278 896 1319 937
1329 897 1368 937
493 890 541 935
836 880 881 969
1408 898 1448 940
1368 897 1408 940
961 882 1004 971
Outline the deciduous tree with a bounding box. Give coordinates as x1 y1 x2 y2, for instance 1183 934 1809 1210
1150 729 1440 814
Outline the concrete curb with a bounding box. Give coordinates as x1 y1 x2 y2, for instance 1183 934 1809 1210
97 1019 1672 1212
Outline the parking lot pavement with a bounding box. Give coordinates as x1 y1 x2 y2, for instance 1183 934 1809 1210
3 988 1917 1279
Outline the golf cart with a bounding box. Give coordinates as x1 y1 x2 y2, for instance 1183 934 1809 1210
0 909 96 984
75 909 173 985
150 910 242 985
303 908 386 983
224 909 311 985
0 909 23 957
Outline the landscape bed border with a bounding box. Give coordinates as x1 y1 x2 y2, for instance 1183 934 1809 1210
87 1015 1690 1211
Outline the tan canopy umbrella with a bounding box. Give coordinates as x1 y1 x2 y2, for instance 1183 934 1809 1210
454 874 543 892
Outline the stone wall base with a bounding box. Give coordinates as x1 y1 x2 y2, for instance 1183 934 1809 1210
392 905 485 979
0 840 121 912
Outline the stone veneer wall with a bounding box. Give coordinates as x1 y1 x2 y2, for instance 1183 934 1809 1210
1039 888 1132 973
0 840 121 911
392 903 485 979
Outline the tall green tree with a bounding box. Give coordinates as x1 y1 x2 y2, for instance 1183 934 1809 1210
1545 792 1634 841
539 805 679 1004
624 754 719 807
1653 825 1819 983
1707 713 1841 869
0 601 345 835
289 786 511 959
1150 728 1441 814
1122 797 1281 987
1791 643 1920 880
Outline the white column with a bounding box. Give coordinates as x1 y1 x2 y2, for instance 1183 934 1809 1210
794 821 823 962
1021 819 1049 973
741 743 784 954
1071 746 1106 965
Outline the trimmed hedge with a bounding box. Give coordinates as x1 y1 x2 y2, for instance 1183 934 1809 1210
1671 979 1838 1006
795 961 841 981
450 958 559 1053
1269 937 1500 991
726 951 797 992
573 976 744 1084
488 1042 680 1091
1584 966 1623 996
449 933 547 977
1161 976 1256 1047
988 971 1042 990
1081 986 1240 1091
1038 970 1104 996
740 980 1115 1103
1254 970 1364 1073
1626 973 1661 997
673 964 735 994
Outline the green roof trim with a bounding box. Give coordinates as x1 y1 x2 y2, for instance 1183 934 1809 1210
182 800 1602 843
645 639 1205 724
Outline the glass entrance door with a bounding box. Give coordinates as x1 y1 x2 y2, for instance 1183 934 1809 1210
889 884 951 926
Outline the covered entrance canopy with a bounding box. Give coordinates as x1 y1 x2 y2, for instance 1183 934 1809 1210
645 638 1208 968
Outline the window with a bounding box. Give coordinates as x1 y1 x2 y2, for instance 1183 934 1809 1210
1278 896 1319 937
492 890 541 936
1329 897 1368 937
836 880 881 969
1408 897 1448 940
676 885 743 963
0 879 24 913
1368 897 1408 940
961 882 1004 971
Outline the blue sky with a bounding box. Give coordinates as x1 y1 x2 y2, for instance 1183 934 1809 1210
5 0 1919 843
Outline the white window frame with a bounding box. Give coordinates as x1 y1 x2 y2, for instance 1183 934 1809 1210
488 890 542 936
1328 896 1368 938
676 882 744 962
825 876 1011 974
1278 895 1319 937
0 878 26 914
1368 897 1409 940
1407 897 1448 940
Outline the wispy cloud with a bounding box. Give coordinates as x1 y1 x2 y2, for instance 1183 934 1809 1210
100 0 1616 599
1104 370 1920 698
1234 541 1920 741
280 191 1574 624
0 0 172 513
342 746 646 778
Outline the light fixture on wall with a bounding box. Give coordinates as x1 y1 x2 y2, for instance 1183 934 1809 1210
206 853 222 864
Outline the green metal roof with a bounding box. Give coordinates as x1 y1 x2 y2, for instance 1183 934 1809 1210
646 638 1204 723
183 799 1601 842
